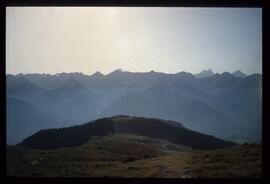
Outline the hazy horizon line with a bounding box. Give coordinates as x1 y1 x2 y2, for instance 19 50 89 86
6 68 262 76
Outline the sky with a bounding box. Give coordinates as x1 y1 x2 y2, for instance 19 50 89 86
6 7 262 75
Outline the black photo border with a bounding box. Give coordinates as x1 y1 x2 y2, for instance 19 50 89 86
0 0 268 184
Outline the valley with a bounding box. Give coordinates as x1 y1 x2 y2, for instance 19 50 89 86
6 70 262 145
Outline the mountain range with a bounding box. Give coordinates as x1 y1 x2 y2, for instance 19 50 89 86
6 69 262 144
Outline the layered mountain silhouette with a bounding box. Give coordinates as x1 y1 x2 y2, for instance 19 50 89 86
6 75 47 102
194 69 214 78
6 69 262 144
32 77 100 125
18 115 236 150
7 98 58 144
91 71 105 79
232 70 247 78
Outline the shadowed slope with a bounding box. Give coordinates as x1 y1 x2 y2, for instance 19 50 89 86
19 116 236 150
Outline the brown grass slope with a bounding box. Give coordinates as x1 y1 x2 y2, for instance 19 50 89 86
7 134 260 178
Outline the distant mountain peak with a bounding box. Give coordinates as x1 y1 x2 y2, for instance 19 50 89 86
231 70 247 78
16 73 24 77
7 75 45 94
55 72 66 76
91 71 104 77
203 69 213 73
176 71 195 78
114 68 123 73
107 68 126 76
221 72 231 75
55 72 85 77
195 69 214 78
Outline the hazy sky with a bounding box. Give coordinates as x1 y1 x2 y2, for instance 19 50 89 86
6 7 262 75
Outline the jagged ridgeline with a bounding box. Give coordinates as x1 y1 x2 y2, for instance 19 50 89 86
7 71 262 145
18 115 236 150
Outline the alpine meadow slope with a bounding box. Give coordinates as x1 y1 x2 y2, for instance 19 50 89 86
7 116 260 178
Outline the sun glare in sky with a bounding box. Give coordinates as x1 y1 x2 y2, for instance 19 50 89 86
6 7 262 75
